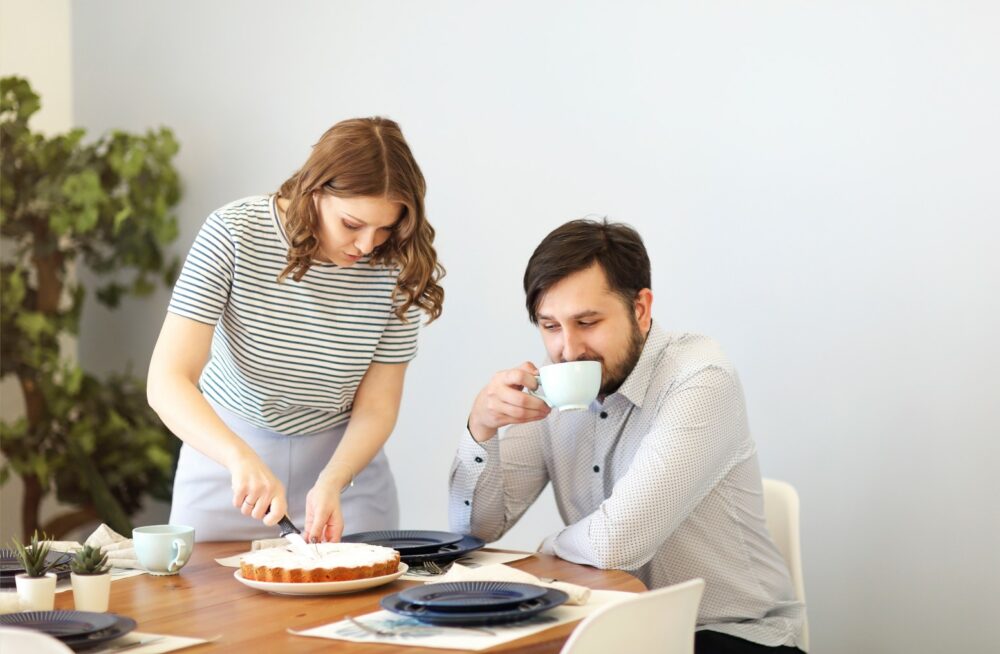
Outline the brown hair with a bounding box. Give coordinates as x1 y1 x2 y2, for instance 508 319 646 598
277 117 444 322
523 218 651 323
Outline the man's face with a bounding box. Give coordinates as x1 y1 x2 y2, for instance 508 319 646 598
535 263 651 397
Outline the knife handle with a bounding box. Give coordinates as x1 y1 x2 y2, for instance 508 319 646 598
277 515 300 537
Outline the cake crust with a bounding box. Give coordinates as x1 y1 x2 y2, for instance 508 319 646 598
239 542 401 583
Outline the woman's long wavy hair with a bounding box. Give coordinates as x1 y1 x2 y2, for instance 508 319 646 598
277 117 444 322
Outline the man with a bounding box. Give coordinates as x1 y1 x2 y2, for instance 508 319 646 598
449 219 806 653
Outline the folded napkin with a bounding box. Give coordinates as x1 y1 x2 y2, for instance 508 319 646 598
48 523 143 570
427 562 591 605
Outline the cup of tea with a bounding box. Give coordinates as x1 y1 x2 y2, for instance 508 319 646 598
133 525 195 576
528 360 601 411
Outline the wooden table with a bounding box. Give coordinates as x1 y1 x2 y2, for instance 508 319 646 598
54 542 645 653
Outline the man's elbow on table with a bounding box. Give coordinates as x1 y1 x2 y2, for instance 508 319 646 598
584 525 661 571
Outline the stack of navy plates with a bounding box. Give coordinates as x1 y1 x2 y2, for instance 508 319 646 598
381 581 569 626
340 530 486 565
0 548 72 589
0 610 137 651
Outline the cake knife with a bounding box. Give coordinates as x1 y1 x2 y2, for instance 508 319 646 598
277 515 321 560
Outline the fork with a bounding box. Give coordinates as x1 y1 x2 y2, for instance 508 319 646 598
421 559 452 575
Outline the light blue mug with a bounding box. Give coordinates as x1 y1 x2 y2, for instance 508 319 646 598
133 525 195 576
527 360 602 411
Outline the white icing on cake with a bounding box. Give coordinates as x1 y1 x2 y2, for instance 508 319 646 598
241 542 397 570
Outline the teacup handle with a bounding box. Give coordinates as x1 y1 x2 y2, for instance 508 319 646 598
524 376 553 407
168 538 188 573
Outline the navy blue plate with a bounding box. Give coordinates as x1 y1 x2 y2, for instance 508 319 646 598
340 530 464 554
381 587 569 626
399 581 548 611
61 616 137 651
397 535 486 565
0 610 120 638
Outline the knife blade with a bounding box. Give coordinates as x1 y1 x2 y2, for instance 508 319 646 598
277 515 320 560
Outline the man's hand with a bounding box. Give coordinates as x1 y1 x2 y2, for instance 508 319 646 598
468 362 552 442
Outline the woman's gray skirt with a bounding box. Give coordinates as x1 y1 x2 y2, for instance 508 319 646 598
169 401 399 542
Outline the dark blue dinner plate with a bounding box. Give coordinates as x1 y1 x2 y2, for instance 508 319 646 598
0 610 119 637
381 587 569 626
398 581 549 611
340 530 464 554
396 535 486 565
60 615 137 651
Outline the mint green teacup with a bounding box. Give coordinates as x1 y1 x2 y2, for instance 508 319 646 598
133 525 195 576
528 360 602 411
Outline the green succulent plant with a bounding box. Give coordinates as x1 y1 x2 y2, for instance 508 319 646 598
10 530 55 578
70 544 110 576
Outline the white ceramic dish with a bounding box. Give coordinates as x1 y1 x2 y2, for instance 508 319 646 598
233 562 408 596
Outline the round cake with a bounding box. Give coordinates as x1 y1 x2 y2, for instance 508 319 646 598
239 542 400 583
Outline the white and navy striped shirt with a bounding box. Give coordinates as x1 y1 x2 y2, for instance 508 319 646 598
450 323 805 649
167 195 420 435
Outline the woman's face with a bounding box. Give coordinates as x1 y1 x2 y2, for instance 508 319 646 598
311 192 402 267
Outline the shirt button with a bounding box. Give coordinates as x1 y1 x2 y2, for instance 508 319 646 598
600 411 608 419
464 500 470 506
593 465 600 473
474 456 483 463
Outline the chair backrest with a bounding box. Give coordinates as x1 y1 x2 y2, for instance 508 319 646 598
560 578 705 654
762 477 809 651
0 626 75 654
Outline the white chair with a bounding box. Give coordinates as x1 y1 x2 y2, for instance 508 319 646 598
762 478 809 651
560 578 705 654
0 626 75 654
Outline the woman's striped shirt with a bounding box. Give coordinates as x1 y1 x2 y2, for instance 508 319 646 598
167 195 420 435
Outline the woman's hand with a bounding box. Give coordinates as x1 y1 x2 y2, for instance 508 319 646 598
229 454 287 527
304 473 345 543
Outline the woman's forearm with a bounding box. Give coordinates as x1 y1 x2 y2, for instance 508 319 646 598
148 373 257 469
318 361 408 490
318 408 397 489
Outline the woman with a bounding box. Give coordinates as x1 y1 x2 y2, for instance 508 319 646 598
147 117 444 543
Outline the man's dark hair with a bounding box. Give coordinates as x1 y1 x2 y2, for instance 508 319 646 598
523 218 651 324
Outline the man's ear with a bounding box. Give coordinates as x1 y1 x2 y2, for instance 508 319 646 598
634 288 653 332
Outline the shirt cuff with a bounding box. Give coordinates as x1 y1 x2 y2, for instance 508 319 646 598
449 428 499 531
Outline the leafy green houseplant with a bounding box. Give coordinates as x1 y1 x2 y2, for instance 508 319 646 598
70 543 113 611
0 76 183 539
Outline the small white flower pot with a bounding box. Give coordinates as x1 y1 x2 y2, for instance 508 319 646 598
14 572 57 611
71 572 111 612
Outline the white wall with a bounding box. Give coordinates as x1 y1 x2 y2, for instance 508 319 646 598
0 0 74 546
68 2 998 652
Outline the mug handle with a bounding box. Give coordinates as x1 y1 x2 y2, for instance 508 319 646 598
524 376 553 407
168 538 188 573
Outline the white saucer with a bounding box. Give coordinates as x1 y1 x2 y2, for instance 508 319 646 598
234 562 408 596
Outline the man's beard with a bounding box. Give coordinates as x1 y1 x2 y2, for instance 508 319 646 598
567 317 646 399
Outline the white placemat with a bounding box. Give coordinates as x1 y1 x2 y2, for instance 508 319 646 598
91 631 217 653
289 589 635 651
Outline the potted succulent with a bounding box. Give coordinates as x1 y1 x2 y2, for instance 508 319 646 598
70 544 112 611
11 531 58 610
